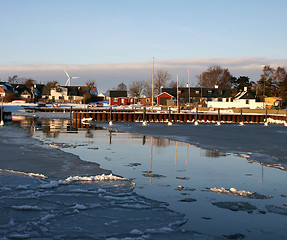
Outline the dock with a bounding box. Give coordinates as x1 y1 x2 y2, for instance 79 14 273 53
71 108 287 128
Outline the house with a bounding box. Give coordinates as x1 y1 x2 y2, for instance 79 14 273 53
140 97 152 106
50 86 68 102
207 87 264 109
98 92 109 101
0 86 6 98
0 82 15 98
67 86 88 103
13 84 42 102
109 90 135 106
156 92 174 105
162 87 232 105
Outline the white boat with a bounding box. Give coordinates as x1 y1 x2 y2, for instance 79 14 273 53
81 117 93 123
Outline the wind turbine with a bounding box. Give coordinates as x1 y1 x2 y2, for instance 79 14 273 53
64 70 79 86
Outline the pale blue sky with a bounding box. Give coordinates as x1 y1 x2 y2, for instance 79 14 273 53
1 0 287 90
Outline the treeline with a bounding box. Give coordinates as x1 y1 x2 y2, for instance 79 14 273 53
3 65 287 105
123 65 287 105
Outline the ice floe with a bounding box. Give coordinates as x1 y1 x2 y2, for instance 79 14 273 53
40 174 127 189
210 187 272 199
266 205 287 216
213 201 257 212
1 169 47 179
11 205 42 211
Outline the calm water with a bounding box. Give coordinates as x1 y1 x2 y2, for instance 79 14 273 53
18 118 287 239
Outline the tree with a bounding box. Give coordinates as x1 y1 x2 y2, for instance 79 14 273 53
24 79 35 89
86 80 95 90
143 80 152 98
8 75 18 84
233 76 251 91
154 70 171 95
129 81 144 100
117 82 127 91
257 65 276 98
279 75 287 104
42 81 58 97
168 80 177 88
197 65 234 88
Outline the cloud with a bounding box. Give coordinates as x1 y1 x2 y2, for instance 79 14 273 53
1 57 287 92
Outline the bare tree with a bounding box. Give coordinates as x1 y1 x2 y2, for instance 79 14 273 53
169 80 177 88
129 81 144 100
143 80 152 97
154 70 171 95
117 82 127 91
197 65 233 88
8 75 18 84
24 79 36 89
86 80 95 90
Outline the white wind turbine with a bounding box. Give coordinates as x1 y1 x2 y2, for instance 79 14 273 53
64 70 79 86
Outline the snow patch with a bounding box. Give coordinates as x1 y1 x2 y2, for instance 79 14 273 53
72 204 88 210
210 187 272 199
2 169 47 179
65 174 127 182
11 205 42 211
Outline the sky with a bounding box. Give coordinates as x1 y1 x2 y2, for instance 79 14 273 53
1 0 287 92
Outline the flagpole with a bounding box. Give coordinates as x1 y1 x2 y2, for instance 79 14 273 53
188 68 191 108
177 74 179 113
151 57 154 109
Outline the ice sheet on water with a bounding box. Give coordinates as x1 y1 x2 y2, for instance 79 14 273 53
210 187 272 199
0 170 195 239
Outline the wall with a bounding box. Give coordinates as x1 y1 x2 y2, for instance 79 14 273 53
207 99 264 109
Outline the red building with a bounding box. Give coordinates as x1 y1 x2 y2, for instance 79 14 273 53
156 92 174 105
109 90 135 106
140 97 152 106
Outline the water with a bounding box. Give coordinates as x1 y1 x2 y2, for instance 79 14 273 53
25 118 287 239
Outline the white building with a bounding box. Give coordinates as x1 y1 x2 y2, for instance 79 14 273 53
207 87 264 109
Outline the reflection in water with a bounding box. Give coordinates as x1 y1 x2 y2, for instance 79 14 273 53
186 144 189 166
175 141 178 167
28 119 287 239
150 136 153 184
203 148 227 158
14 117 230 160
85 128 93 138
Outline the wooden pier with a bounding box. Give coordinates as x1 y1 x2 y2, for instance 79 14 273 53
72 108 287 128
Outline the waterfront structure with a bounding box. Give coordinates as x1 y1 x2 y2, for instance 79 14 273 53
109 90 135 106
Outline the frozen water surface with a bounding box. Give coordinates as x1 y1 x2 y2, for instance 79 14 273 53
1 118 287 239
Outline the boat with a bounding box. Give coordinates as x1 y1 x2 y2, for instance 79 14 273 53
81 117 93 123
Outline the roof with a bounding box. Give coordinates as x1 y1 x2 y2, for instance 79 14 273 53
162 87 232 98
156 92 174 98
0 87 5 93
109 90 127 97
67 86 89 96
233 90 256 99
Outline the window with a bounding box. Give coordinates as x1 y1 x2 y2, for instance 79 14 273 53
195 90 200 94
218 98 222 102
114 98 118 102
246 100 249 104
146 98 150 102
